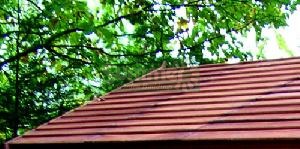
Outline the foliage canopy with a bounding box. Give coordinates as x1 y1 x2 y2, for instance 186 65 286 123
0 0 299 145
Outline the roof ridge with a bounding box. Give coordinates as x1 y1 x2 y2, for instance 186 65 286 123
164 56 300 70
96 65 165 101
161 61 167 69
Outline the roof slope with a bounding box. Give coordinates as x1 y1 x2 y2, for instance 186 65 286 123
7 57 300 144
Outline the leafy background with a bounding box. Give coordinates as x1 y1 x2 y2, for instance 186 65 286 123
0 0 300 147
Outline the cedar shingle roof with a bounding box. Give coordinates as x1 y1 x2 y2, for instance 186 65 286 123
7 57 300 145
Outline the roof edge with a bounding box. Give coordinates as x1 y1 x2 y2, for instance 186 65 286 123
164 56 300 70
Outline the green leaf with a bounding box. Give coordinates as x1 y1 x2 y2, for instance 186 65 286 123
275 30 294 56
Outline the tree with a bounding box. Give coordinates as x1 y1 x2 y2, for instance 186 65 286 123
0 0 299 145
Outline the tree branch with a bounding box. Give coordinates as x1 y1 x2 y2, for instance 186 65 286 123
104 62 141 66
149 0 215 11
0 3 156 69
0 45 40 68
45 28 83 43
168 3 215 9
95 4 154 28
0 28 82 69
186 19 255 52
50 44 173 57
112 32 149 38
1 30 49 38
0 21 16 25
45 46 92 64
25 0 43 12
0 7 16 19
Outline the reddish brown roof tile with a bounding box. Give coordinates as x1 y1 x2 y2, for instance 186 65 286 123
7 57 300 146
